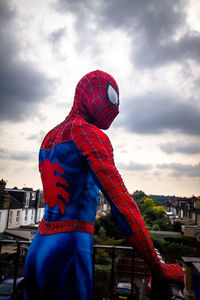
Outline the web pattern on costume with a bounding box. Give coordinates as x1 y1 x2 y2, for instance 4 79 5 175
72 70 119 129
39 70 184 286
71 121 184 285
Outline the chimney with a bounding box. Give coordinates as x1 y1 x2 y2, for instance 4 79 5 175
0 179 6 191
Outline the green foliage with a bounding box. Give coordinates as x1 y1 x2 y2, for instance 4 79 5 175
152 235 200 256
100 238 126 246
144 207 157 223
94 264 111 281
154 206 166 218
132 190 146 201
164 236 198 247
94 213 123 241
136 195 169 231
95 248 110 264
132 190 147 211
144 197 155 207
155 239 192 256
151 224 160 231
99 227 106 240
95 190 182 248
172 222 182 232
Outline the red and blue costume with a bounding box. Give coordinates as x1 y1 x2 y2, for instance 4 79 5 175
24 70 184 299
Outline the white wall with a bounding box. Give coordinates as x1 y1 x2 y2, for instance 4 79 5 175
192 212 196 222
181 209 184 218
0 210 8 233
22 209 36 226
1 206 45 233
36 208 45 223
7 209 22 229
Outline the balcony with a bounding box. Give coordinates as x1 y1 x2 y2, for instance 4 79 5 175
0 240 184 300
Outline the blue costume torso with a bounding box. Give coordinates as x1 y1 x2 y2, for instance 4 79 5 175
39 141 99 224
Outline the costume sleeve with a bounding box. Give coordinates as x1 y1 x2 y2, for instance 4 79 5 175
72 122 184 285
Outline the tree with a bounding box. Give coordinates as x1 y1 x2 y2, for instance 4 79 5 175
154 206 166 218
99 227 106 240
94 213 123 240
132 190 146 211
132 190 146 201
143 207 157 223
143 197 155 208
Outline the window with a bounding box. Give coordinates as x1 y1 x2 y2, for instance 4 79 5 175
25 210 28 222
8 211 13 225
16 210 20 224
31 209 34 222
25 193 30 207
31 193 36 201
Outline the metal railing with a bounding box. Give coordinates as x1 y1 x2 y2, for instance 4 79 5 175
93 245 135 299
0 240 31 298
0 240 184 300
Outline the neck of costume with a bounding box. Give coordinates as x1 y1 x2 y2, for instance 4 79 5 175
24 70 183 300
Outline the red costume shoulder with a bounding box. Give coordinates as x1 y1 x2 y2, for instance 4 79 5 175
71 120 113 160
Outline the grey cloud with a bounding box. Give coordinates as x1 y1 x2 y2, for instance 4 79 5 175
27 130 46 143
0 1 53 122
116 93 200 135
102 0 200 68
160 142 200 155
56 0 184 38
48 28 67 45
55 0 96 21
157 162 200 177
135 31 200 68
118 161 152 171
55 0 101 55
54 0 200 67
0 0 15 26
99 0 185 37
0 149 36 161
9 152 35 161
48 28 69 59
101 0 200 67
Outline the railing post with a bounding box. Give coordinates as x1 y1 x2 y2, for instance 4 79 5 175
151 277 165 300
131 248 134 297
110 247 115 300
13 242 20 299
92 246 96 298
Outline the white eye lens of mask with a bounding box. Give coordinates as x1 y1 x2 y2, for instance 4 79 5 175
107 84 119 105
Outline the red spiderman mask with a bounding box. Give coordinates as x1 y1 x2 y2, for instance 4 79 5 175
70 70 119 129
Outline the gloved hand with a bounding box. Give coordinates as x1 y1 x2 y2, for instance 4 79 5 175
161 264 184 288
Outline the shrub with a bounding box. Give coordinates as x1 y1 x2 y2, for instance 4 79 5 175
151 224 160 231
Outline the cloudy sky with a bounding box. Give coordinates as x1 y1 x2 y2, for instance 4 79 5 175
0 0 200 197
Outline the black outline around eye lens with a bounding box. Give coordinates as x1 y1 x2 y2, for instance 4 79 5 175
106 83 119 106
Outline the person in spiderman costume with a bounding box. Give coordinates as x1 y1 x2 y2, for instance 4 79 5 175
24 70 184 300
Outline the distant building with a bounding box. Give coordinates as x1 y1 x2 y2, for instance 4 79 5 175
97 191 110 217
165 196 200 237
0 179 45 239
182 256 200 300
